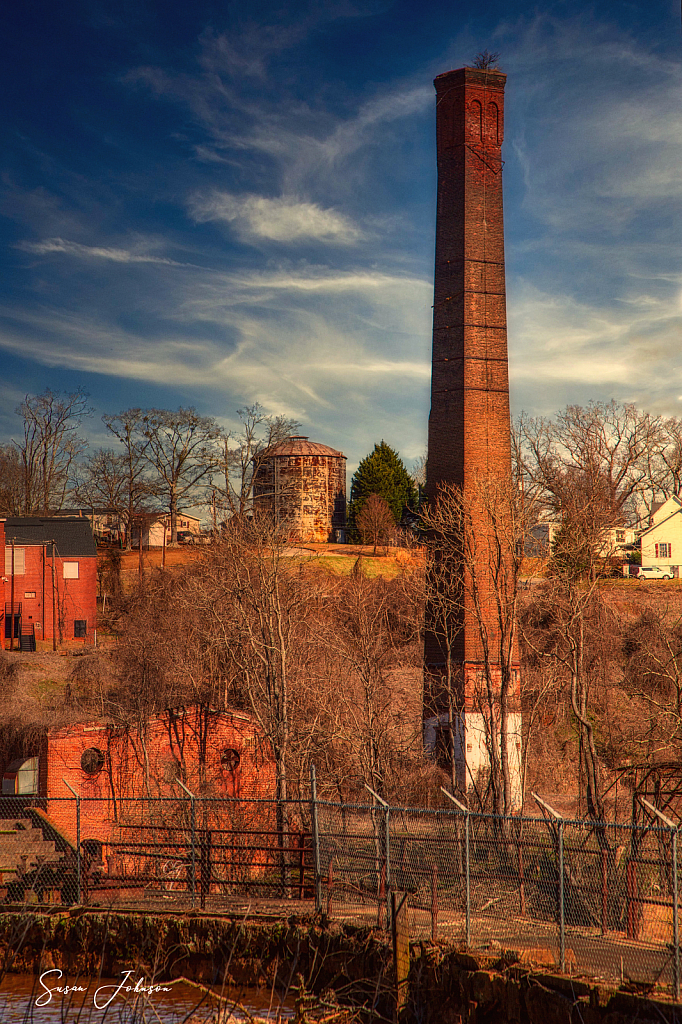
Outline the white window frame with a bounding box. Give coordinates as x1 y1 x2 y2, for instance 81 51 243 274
63 561 79 580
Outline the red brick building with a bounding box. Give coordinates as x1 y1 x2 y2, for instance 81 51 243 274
1 516 97 648
3 706 276 856
423 66 522 807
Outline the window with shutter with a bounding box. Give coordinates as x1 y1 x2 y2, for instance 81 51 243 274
4 549 25 575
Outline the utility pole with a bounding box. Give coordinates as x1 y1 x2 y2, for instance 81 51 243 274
9 539 15 652
42 541 46 645
51 540 56 652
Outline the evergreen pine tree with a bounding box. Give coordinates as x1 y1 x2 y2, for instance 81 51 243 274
348 441 417 537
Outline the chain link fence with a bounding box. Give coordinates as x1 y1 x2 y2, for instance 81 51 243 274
0 792 312 913
0 778 681 999
316 795 682 998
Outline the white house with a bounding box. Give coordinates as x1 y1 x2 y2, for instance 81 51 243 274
525 521 636 558
132 512 203 547
639 494 682 572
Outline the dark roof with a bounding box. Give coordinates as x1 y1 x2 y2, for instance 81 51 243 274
4 517 97 558
56 507 118 516
260 435 346 459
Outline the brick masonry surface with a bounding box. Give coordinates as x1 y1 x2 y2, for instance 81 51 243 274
1 519 97 648
43 707 276 848
424 68 520 717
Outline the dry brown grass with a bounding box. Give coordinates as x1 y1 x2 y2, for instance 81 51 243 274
102 541 422 591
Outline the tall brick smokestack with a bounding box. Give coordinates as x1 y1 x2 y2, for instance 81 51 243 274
423 66 521 807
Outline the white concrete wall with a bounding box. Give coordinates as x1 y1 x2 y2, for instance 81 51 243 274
458 711 523 812
424 710 523 811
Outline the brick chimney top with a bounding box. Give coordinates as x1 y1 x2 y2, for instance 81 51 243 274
434 66 506 89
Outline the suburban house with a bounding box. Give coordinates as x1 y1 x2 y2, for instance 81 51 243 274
525 521 636 558
54 507 122 544
639 494 682 572
1 516 97 648
55 508 204 548
131 511 203 547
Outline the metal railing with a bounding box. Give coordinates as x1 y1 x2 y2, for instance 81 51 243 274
1 777 681 999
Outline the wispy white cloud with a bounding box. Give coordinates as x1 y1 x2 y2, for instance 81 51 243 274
188 192 364 244
508 277 682 416
17 238 192 266
506 13 682 237
129 37 432 206
0 262 432 423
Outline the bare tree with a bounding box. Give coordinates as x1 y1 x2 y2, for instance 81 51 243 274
0 445 24 514
421 515 463 793
199 515 311 889
517 400 664 528
326 567 419 798
521 464 622 824
212 404 300 517
471 50 501 70
140 408 221 543
422 473 531 816
102 409 158 548
72 448 130 540
356 494 394 555
638 416 682 519
13 388 92 514
623 606 682 759
411 452 427 489
523 574 613 823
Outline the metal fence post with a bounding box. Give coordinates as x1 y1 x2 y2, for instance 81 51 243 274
178 780 196 908
558 820 565 974
365 784 390 930
431 863 438 941
673 826 679 1002
440 787 470 946
640 797 679 999
63 779 81 904
385 805 391 933
310 764 322 912
532 793 566 972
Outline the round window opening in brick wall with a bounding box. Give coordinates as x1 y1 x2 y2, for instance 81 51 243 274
220 748 241 772
81 747 105 776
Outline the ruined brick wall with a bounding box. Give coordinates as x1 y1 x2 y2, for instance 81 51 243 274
423 68 521 784
253 436 347 543
43 709 276 846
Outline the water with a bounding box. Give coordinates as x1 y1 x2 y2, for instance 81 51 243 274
0 974 294 1023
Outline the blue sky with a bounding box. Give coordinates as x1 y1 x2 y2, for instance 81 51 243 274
1 0 681 477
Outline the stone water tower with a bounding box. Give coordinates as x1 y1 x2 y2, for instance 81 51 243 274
252 436 347 543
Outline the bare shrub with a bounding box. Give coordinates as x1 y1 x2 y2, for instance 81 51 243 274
356 494 395 555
